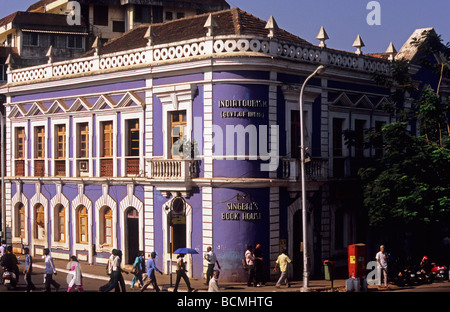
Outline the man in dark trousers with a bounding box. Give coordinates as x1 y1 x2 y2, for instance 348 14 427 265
141 251 162 292
254 243 264 286
173 254 194 292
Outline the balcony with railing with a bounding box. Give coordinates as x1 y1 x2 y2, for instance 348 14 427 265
148 158 199 181
282 158 328 182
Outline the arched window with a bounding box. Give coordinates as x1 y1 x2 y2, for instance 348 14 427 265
102 207 113 246
34 204 45 240
55 205 65 242
77 205 88 243
15 203 25 238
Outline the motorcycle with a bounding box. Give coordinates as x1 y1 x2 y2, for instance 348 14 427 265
430 263 449 281
2 270 17 290
394 266 415 286
394 264 430 286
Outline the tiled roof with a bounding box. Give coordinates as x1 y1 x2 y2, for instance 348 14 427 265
0 12 19 28
83 8 310 56
27 0 58 12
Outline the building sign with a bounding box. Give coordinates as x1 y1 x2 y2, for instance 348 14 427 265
219 100 267 119
221 201 262 221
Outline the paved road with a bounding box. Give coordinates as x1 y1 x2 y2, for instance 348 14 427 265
392 280 450 292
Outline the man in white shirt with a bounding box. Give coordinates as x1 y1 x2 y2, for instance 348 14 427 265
204 246 221 285
245 245 256 287
376 245 388 287
43 248 60 292
208 270 220 292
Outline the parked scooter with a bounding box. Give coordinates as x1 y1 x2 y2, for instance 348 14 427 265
420 256 447 283
2 270 17 290
430 263 449 281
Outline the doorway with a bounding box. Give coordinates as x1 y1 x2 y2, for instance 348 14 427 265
293 209 303 280
126 207 139 264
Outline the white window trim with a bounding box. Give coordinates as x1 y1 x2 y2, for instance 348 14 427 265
72 116 94 177
11 122 29 177
31 121 48 177
371 115 390 156
120 112 144 177
153 84 195 160
95 115 118 177
51 118 70 177
285 101 312 158
329 111 350 159
351 113 370 158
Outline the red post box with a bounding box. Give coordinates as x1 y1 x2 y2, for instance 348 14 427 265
348 244 366 278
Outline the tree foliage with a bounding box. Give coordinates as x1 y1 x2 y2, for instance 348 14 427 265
359 31 450 229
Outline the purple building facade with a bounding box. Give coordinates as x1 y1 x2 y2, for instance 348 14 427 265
1 9 444 282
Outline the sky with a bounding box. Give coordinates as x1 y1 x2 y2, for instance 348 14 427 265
1 0 449 53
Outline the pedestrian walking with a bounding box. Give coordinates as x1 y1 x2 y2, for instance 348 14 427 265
245 245 257 287
99 249 117 292
376 245 388 287
141 251 162 292
43 248 60 292
131 251 145 290
254 242 264 286
204 246 221 285
23 247 35 292
274 249 292 288
116 250 128 292
67 256 84 292
173 254 194 292
103 249 127 292
208 270 220 292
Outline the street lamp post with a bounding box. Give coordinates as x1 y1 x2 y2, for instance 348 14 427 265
299 65 325 292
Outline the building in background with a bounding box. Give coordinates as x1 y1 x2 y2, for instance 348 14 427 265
0 6 448 283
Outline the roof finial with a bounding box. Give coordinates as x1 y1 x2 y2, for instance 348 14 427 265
353 34 365 55
265 16 278 39
385 42 397 61
92 36 102 56
204 14 218 37
144 25 155 46
316 26 329 48
46 45 54 64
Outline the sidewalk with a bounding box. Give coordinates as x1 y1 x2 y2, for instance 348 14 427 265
30 257 348 292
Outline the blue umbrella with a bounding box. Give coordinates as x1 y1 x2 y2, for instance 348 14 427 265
174 248 199 255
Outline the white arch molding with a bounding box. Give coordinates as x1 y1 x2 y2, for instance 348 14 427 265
11 182 29 248
287 196 314 280
95 184 118 253
30 183 49 251
162 195 193 277
71 184 93 264
119 184 144 264
50 183 70 250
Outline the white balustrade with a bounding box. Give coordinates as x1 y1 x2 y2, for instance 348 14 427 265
148 159 198 180
7 35 391 84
